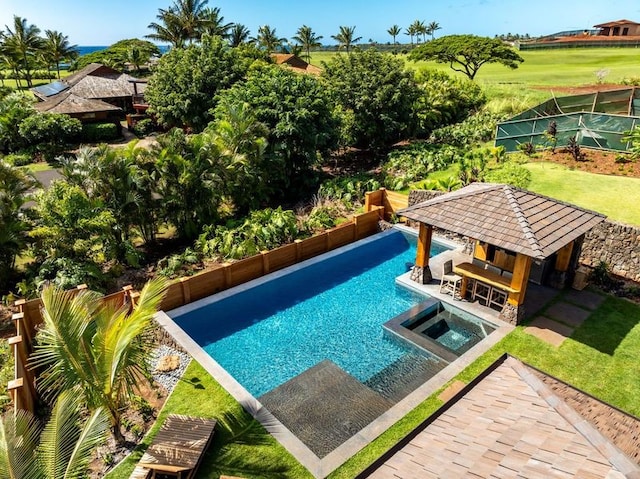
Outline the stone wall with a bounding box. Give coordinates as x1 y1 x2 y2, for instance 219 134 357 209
580 220 640 282
408 190 444 205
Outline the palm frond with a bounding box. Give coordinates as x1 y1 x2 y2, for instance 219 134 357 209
0 409 41 479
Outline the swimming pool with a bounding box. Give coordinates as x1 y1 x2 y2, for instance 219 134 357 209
170 228 449 398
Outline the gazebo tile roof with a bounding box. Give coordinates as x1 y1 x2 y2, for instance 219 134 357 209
400 184 605 259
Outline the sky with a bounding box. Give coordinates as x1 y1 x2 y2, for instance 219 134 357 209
1 0 640 46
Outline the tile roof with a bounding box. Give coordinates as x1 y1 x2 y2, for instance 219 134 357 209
362 356 640 478
32 63 142 101
34 92 122 114
399 184 605 259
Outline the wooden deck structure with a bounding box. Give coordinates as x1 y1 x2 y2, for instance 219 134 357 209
399 184 606 324
131 414 217 479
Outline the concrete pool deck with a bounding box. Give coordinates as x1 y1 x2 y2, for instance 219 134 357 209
154 233 529 478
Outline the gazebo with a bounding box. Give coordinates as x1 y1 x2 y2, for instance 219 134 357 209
398 184 605 324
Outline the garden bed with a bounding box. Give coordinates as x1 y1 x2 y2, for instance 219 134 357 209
530 148 640 177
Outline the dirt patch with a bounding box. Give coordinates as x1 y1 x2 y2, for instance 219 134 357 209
530 148 640 178
531 83 632 95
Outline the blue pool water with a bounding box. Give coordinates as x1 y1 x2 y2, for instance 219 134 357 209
171 229 449 397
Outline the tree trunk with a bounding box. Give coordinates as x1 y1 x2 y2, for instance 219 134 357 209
56 61 61 80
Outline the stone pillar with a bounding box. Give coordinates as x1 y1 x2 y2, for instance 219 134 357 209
410 265 433 284
500 303 525 325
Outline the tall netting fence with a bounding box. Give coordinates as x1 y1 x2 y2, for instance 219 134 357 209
496 88 640 152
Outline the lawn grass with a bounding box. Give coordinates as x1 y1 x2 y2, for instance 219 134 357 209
105 360 311 479
524 161 640 225
22 162 54 174
108 290 640 479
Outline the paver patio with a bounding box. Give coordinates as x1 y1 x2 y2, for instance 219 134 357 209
524 316 574 347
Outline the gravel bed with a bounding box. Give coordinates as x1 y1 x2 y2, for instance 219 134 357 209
148 345 191 392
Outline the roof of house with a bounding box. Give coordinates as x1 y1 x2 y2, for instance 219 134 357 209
360 356 640 478
270 53 322 75
398 183 605 260
32 63 143 101
33 91 122 115
594 19 640 28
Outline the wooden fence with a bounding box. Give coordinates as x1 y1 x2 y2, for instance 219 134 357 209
8 203 388 412
365 188 409 219
159 206 384 311
8 286 132 413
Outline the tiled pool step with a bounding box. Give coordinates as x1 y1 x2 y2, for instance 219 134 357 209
365 353 447 403
258 360 393 458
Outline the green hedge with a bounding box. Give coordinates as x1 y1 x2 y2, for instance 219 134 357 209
81 123 120 142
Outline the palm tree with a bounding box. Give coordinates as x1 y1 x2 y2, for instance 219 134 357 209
291 25 323 63
405 25 416 46
127 46 144 73
387 25 401 44
228 24 250 47
147 9 185 48
200 7 233 38
29 279 168 443
0 47 22 89
3 16 44 88
410 20 426 44
331 26 362 54
147 0 210 46
428 21 441 40
251 25 286 53
0 391 109 479
43 30 78 80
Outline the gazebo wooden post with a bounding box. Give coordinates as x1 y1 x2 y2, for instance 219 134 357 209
550 240 575 288
410 223 433 284
500 253 532 325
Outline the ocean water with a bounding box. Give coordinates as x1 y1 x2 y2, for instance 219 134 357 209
77 45 170 56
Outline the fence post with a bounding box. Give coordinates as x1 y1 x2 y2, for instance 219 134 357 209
354 214 361 240
295 239 303 261
261 251 270 275
180 277 191 304
222 262 232 288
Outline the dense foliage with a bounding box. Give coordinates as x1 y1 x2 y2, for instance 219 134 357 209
18 112 81 159
0 161 36 289
216 65 339 195
0 92 35 153
409 34 524 80
72 39 159 71
323 50 419 149
81 122 120 142
413 69 486 136
145 35 265 130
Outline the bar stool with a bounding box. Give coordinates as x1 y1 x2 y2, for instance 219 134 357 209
440 260 462 299
472 280 491 305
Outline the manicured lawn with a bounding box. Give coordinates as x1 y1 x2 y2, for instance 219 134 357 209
524 161 640 225
105 360 311 479
109 290 640 478
22 162 54 174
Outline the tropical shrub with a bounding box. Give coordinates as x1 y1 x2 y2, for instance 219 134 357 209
318 175 381 208
196 207 300 260
0 92 35 154
303 205 339 233
2 152 32 166
485 161 532 188
414 69 486 136
132 118 155 137
81 122 120 142
215 65 339 197
429 111 501 147
383 143 462 190
146 35 264 130
323 49 420 149
18 112 82 160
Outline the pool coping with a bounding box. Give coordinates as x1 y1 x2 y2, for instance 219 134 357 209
155 229 515 478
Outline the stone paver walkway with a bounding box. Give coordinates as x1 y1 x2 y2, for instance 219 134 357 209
563 289 606 310
545 301 591 328
525 316 575 347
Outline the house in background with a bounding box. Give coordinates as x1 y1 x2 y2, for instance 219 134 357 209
520 19 640 49
270 54 322 75
31 63 144 112
594 19 640 37
34 91 123 124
